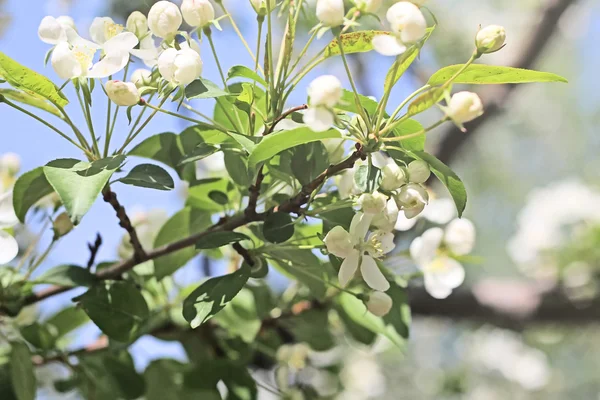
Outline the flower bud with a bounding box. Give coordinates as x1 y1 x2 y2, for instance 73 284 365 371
126 11 148 39
181 0 215 28
386 1 427 44
366 291 393 317
476 25 506 54
53 212 74 238
407 160 430 184
447 91 484 125
380 163 406 191
250 0 275 15
148 0 183 39
395 183 428 219
105 80 140 106
158 48 203 86
316 0 345 27
0 153 21 176
130 68 153 88
323 225 354 258
358 192 387 214
354 0 382 13
307 75 342 108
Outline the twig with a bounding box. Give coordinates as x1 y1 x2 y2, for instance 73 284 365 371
232 242 254 266
86 233 102 270
101 186 146 263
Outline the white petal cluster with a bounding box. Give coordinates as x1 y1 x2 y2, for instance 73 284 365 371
304 75 343 132
316 0 345 27
410 218 475 298
372 2 427 57
38 16 76 45
148 0 182 39
181 0 215 28
158 47 203 86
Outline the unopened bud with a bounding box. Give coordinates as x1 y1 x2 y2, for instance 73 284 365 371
407 160 430 184
380 163 406 191
366 291 393 317
354 0 382 13
357 192 387 214
446 91 483 125
181 0 215 28
105 80 140 106
130 68 154 88
476 25 506 54
126 11 148 39
148 1 182 39
316 0 345 27
250 0 275 15
53 212 74 238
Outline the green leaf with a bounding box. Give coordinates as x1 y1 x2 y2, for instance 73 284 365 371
43 156 125 224
0 51 68 107
279 309 335 351
408 86 446 116
427 64 568 86
412 151 467 217
34 264 96 287
227 65 267 87
186 178 237 212
384 283 411 339
0 89 62 117
248 127 342 167
116 164 175 191
224 151 250 187
384 27 435 90
195 231 251 250
153 207 212 280
178 143 220 165
20 323 56 350
9 342 36 400
208 190 229 205
338 292 405 349
325 31 389 57
390 118 425 152
213 288 261 343
264 248 329 299
337 90 378 115
290 142 330 185
182 266 251 329
354 165 380 192
12 167 54 223
103 352 146 400
45 306 89 339
185 78 229 100
263 212 294 244
78 281 149 343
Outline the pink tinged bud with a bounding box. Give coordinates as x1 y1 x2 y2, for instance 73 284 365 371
105 80 141 106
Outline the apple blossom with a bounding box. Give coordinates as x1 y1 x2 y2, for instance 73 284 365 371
395 197 456 231
323 212 393 291
38 16 76 45
89 17 125 45
444 218 476 255
148 0 183 39
0 153 20 176
372 199 399 232
357 192 387 215
395 183 429 219
276 343 311 370
181 0 215 28
105 80 141 106
130 68 153 88
407 160 430 184
0 190 19 265
316 0 345 27
305 75 342 132
476 25 506 54
380 163 407 191
366 291 393 316
446 91 484 125
158 47 203 86
372 2 427 56
354 0 383 13
126 11 149 39
130 35 161 67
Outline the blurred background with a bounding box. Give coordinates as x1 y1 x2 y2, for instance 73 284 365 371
2 0 600 398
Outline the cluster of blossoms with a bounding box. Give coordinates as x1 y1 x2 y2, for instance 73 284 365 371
0 154 21 265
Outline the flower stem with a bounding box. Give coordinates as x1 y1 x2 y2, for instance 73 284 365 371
381 118 449 142
205 29 227 88
218 2 263 74
118 97 169 153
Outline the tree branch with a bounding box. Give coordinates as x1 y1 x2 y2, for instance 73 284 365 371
434 0 577 165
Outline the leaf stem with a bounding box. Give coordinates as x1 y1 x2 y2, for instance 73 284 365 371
381 117 449 142
217 2 263 74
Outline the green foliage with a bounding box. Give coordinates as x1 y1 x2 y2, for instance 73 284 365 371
195 231 251 250
182 266 251 329
427 64 568 86
0 88 62 117
227 65 268 87
325 30 390 57
9 342 35 400
263 212 295 244
0 51 68 107
116 163 175 191
33 264 96 287
12 167 54 223
185 78 230 100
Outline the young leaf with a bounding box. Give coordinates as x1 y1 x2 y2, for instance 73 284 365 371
407 86 446 116
325 31 390 58
390 118 425 152
185 78 229 100
337 90 378 115
208 190 228 205
45 306 90 339
178 143 220 165
12 167 54 223
263 212 294 244
0 51 68 107
290 142 330 185
223 151 250 187
248 127 342 168
116 164 175 191
0 89 62 117
20 323 56 350
186 178 237 212
9 342 36 400
43 156 125 224
34 264 96 287
195 231 251 250
412 151 467 217
383 27 435 90
182 266 251 329
227 65 268 87
78 281 149 343
427 64 568 86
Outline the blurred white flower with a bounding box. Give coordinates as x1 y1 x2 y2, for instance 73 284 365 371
0 153 21 177
277 343 311 370
316 0 345 27
366 291 393 316
372 2 426 56
339 351 386 399
158 47 203 86
410 219 475 298
395 197 456 231
372 199 399 232
0 190 19 265
305 75 342 132
181 0 215 28
354 0 382 13
324 213 392 291
105 80 140 106
148 0 183 38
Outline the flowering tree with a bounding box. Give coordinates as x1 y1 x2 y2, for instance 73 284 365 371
0 0 567 398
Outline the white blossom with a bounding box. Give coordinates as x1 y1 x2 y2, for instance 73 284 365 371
38 16 76 45
395 183 429 219
158 47 203 86
446 91 484 126
148 0 183 39
444 218 476 256
354 0 382 13
130 35 161 67
276 343 311 370
323 213 392 291
105 80 140 106
305 75 342 132
0 153 21 176
372 2 426 56
476 25 506 54
316 0 345 27
372 199 399 232
0 190 19 265
89 17 124 45
380 162 406 191
130 68 153 88
126 11 149 39
357 192 387 215
366 291 393 316
181 0 215 28
407 160 430 184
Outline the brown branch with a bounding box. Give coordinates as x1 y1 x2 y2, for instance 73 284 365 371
434 0 576 165
86 233 102 270
232 242 255 266
101 186 146 263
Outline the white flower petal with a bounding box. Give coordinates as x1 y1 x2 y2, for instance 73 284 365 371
0 191 18 229
394 213 418 231
51 42 81 80
38 16 67 45
323 226 354 258
410 227 443 266
0 230 18 265
304 107 334 132
361 255 390 291
445 218 476 256
103 32 138 55
88 53 129 78
422 198 456 224
425 256 465 289
349 212 373 243
423 274 453 299
372 35 407 57
339 250 360 287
